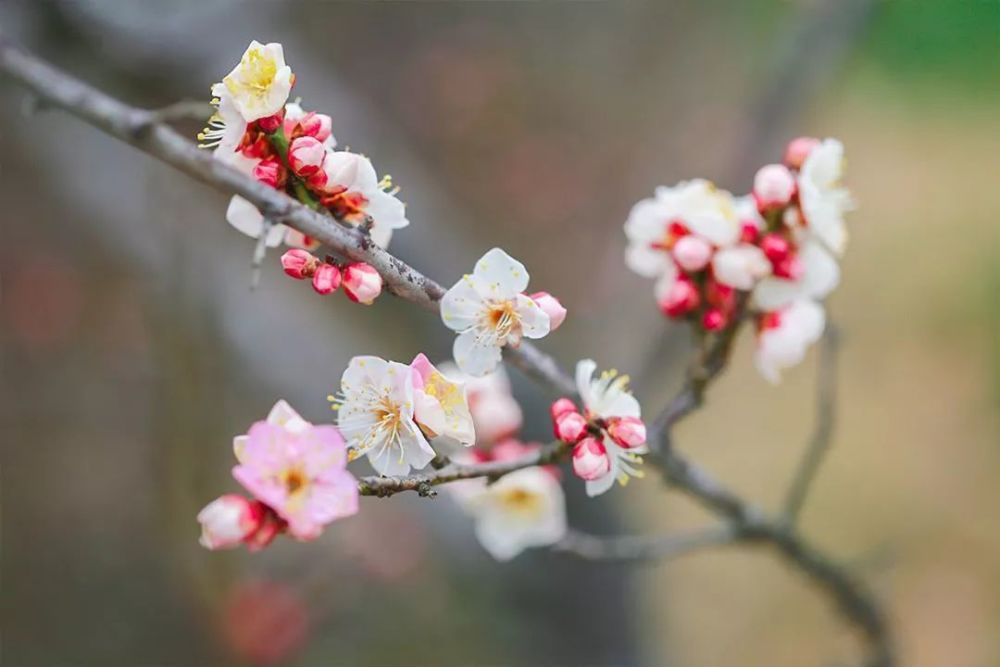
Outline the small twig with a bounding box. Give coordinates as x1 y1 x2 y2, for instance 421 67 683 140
148 99 214 124
554 525 739 562
783 324 840 523
357 441 570 498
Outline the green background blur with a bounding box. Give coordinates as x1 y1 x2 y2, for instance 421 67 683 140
2 1 998 666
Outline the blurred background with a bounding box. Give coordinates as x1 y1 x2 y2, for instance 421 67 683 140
2 1 998 665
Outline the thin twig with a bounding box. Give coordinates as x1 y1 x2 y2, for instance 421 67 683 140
148 99 214 124
554 525 738 562
784 324 840 522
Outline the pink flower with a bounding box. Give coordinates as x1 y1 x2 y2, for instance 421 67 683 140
342 262 382 304
197 494 263 550
233 421 358 541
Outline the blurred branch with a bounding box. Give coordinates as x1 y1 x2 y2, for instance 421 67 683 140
784 324 840 523
555 525 737 562
148 99 213 124
0 38 893 667
358 441 569 498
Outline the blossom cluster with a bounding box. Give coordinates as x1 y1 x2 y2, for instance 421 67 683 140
201 41 406 304
624 137 853 382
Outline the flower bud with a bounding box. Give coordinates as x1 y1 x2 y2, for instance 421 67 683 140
753 164 796 211
607 416 646 449
772 255 804 281
705 278 735 310
281 249 319 279
257 110 286 134
760 233 791 264
300 112 333 143
701 307 727 332
243 503 286 552
553 410 587 443
253 158 287 189
529 291 567 331
784 136 821 170
311 263 342 295
740 221 760 245
672 234 713 272
549 397 577 421
658 276 700 318
572 437 611 481
342 263 382 304
288 136 326 177
197 495 262 550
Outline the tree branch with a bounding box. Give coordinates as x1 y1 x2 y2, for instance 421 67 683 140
0 38 577 397
554 525 737 562
784 324 840 522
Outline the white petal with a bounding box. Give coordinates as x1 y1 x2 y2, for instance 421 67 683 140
366 191 409 230
514 294 551 339
575 359 597 407
712 245 771 291
585 470 617 497
799 241 840 300
225 196 286 247
472 248 530 300
453 328 502 378
440 275 485 333
625 242 671 278
653 264 680 302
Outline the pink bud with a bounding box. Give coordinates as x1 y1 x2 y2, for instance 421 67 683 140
300 112 333 143
257 111 285 134
311 263 342 295
672 234 713 272
607 416 646 449
280 249 319 279
288 136 326 177
658 276 700 318
529 291 567 331
701 307 727 332
253 158 286 189
550 397 577 420
753 164 796 211
784 136 821 170
772 255 804 281
705 279 734 310
342 263 383 305
553 410 587 443
740 222 760 245
243 503 286 552
760 233 791 264
572 437 611 481
197 495 262 550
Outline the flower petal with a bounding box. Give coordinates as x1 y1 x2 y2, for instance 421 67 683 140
514 294 551 339
472 248 530 300
453 328 503 377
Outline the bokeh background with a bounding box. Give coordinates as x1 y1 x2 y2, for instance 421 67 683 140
2 1 999 665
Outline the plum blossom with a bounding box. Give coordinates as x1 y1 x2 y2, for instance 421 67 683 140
314 152 409 249
220 41 294 122
409 353 476 448
755 300 826 383
797 138 854 256
440 248 551 377
752 239 840 311
233 399 310 463
334 356 435 476
575 359 647 497
232 421 358 541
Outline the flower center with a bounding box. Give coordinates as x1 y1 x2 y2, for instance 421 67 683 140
281 466 308 497
486 300 520 340
499 488 542 515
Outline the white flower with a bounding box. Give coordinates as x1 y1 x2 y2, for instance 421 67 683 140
460 467 567 561
752 239 840 311
712 244 771 290
624 179 741 280
798 139 854 256
233 399 311 463
199 89 247 155
221 41 294 122
410 354 476 448
438 363 523 446
335 356 435 476
440 248 551 377
755 300 826 383
318 152 409 249
575 359 646 497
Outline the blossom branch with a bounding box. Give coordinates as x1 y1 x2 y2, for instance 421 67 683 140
0 38 576 397
783 324 840 522
554 525 737 562
357 441 569 498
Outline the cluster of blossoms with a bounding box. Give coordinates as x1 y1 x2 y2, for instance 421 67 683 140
197 401 359 550
201 41 407 304
624 137 853 382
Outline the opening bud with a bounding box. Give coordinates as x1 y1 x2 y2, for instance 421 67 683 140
281 249 319 279
342 263 383 304
572 437 611 481
553 410 588 443
311 263 342 295
253 158 287 189
753 163 796 211
607 416 647 449
288 136 327 177
197 494 263 550
549 397 578 421
658 276 700 318
300 112 333 143
672 234 713 272
784 136 821 170
257 110 286 134
529 291 567 331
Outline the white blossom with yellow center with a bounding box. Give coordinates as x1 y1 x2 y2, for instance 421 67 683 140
221 40 294 122
334 356 435 476
440 248 551 377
